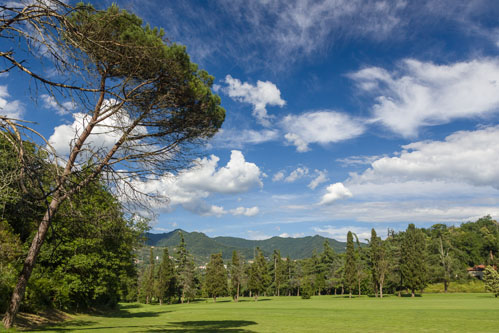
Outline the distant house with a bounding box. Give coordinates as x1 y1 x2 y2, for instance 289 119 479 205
467 264 497 279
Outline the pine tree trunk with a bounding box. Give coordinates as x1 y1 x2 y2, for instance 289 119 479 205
380 283 384 298
297 286 300 297
3 196 61 329
444 281 448 293
213 296 216 303
236 283 239 302
411 289 415 297
159 298 163 305
349 291 352 298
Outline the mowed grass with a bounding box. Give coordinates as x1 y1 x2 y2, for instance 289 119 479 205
10 293 499 332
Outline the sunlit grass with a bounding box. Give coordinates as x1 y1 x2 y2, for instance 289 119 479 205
7 293 499 332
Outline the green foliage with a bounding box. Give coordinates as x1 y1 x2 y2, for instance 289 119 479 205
230 251 244 301
248 248 270 299
401 224 428 296
176 232 196 303
204 253 228 301
483 266 499 297
344 231 357 296
156 248 176 304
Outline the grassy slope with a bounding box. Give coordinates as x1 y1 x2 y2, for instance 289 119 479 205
19 293 499 332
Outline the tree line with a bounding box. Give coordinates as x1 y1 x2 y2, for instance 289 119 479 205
138 217 499 304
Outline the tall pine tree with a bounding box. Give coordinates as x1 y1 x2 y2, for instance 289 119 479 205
401 224 428 297
176 232 196 304
204 253 228 302
230 251 244 302
156 248 176 305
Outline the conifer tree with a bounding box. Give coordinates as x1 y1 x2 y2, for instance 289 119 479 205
176 232 196 304
230 251 244 302
272 250 285 296
156 248 176 305
344 231 357 298
143 247 156 304
205 253 228 302
370 228 388 298
401 224 428 297
248 247 269 301
321 240 338 295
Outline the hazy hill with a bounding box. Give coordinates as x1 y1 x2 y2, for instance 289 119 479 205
143 229 349 263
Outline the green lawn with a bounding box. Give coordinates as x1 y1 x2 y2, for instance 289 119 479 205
8 293 499 332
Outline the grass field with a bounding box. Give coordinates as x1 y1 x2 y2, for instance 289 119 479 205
5 293 499 332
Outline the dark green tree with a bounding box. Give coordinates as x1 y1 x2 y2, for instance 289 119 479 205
401 224 428 297
248 248 269 301
143 248 156 304
271 250 285 296
204 253 228 302
156 248 176 305
344 231 357 298
176 232 196 304
230 251 244 302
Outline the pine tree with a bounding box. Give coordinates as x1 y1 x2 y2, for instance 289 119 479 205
272 250 285 296
156 248 176 305
401 224 428 297
248 247 269 301
230 251 244 302
344 231 357 298
205 253 228 302
176 232 196 304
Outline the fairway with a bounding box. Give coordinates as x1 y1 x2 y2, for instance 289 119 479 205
18 293 499 332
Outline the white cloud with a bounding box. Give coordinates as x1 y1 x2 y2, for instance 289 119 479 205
313 225 371 242
223 75 285 126
230 206 259 217
129 150 263 216
308 170 328 190
350 58 499 137
0 85 23 119
282 111 365 152
40 94 75 115
319 182 353 205
272 171 285 182
285 167 309 183
349 126 499 189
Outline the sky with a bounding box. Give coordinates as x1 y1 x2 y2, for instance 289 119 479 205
2 0 499 241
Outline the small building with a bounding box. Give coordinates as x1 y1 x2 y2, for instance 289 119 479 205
467 264 487 279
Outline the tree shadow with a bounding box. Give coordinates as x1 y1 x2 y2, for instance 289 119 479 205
145 320 257 332
27 319 98 332
94 309 172 318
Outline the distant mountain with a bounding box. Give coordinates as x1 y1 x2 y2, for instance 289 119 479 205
143 229 349 263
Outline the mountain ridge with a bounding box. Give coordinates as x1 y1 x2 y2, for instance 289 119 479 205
143 229 349 263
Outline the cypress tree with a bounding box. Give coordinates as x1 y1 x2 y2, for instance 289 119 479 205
248 247 269 301
205 253 228 302
176 232 196 304
401 224 428 297
344 231 356 298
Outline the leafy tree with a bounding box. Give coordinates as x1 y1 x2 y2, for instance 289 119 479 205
344 231 357 298
370 229 388 298
401 224 428 297
204 253 228 302
156 248 176 305
2 2 224 327
483 266 499 297
230 251 244 302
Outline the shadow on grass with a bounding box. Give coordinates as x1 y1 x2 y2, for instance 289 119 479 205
143 320 257 332
35 320 257 332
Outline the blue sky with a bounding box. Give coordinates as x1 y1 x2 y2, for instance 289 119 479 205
2 0 499 241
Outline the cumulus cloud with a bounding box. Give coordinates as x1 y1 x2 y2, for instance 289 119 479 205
282 111 365 152
285 167 309 183
349 126 499 189
223 75 285 126
319 182 353 205
0 85 24 119
308 170 328 190
350 58 499 137
230 206 260 217
129 150 263 216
